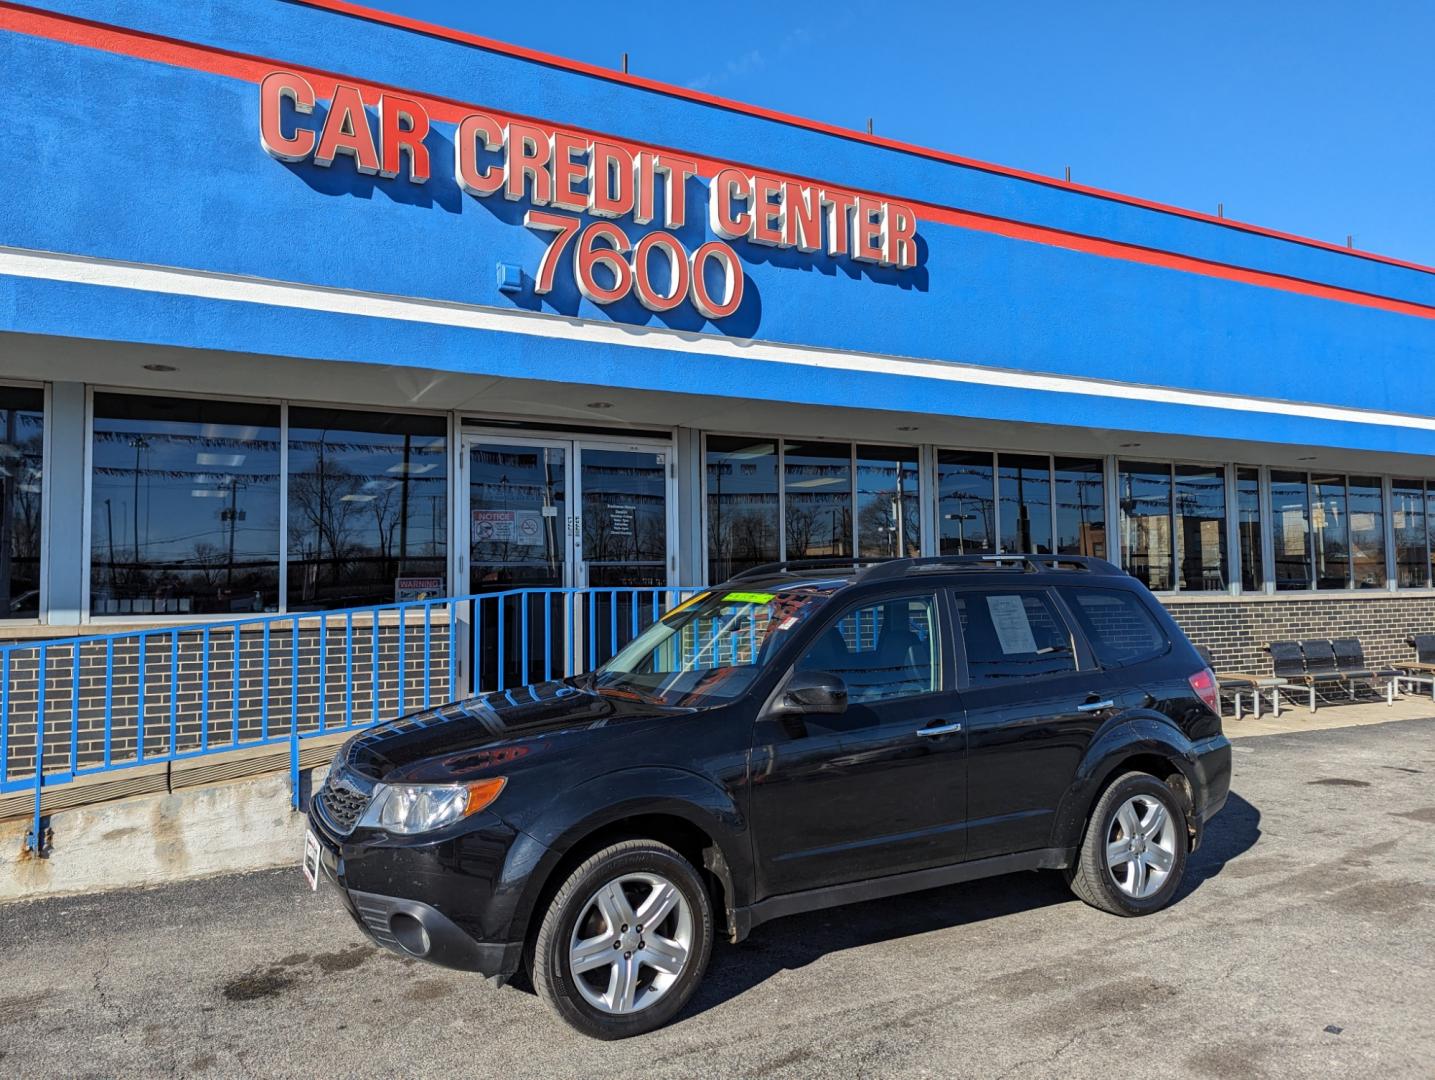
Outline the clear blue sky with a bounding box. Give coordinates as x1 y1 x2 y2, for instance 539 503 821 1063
360 0 1430 266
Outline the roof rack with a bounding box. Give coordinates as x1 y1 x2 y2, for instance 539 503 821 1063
859 554 1119 582
727 557 896 582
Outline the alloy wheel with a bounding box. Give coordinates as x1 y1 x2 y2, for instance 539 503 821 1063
568 872 694 1015
1105 793 1179 899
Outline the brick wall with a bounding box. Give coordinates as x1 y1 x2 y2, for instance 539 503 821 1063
1162 594 1435 673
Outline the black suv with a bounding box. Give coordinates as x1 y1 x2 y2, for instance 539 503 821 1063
305 556 1230 1039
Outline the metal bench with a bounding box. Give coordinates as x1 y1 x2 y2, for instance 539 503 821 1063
1331 637 1399 705
1393 634 1435 701
1268 640 1347 713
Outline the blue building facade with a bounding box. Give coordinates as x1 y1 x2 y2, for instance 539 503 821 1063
2 0 1434 669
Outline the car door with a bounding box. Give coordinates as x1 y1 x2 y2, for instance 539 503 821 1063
953 585 1138 860
748 589 967 897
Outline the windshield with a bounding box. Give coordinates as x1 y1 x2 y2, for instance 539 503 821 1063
592 584 840 708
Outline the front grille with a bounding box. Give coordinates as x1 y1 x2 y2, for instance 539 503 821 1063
317 769 372 835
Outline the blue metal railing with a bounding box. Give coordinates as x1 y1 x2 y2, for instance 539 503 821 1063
1 585 703 852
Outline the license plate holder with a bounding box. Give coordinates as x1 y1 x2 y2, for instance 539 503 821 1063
302 829 321 891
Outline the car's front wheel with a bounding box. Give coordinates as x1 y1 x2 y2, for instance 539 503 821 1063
1067 771 1189 916
532 839 713 1039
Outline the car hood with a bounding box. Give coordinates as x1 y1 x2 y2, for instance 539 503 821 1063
338 679 671 784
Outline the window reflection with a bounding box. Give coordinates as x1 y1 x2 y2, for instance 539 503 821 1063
937 450 995 555
90 394 280 615
998 454 1052 554
856 445 920 558
1236 468 1264 591
784 440 851 559
1054 457 1105 558
1270 470 1312 590
287 408 447 611
1311 474 1350 589
0 387 43 619
1347 476 1385 589
706 436 778 581
1175 464 1227 590
1394 481 1429 588
1119 462 1173 591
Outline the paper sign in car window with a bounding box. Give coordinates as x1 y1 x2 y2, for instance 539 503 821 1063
986 594 1039 654
723 591 775 604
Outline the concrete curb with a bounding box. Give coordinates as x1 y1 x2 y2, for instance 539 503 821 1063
0 767 325 904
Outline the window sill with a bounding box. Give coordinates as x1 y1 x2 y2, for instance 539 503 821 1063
1157 589 1435 605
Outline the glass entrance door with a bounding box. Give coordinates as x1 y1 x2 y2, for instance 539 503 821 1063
577 445 670 588
463 434 674 691
467 438 569 689
576 444 672 667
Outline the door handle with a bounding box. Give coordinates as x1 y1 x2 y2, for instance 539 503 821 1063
917 721 964 737
1077 699 1115 713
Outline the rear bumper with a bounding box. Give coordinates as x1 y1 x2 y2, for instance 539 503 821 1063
1189 733 1233 848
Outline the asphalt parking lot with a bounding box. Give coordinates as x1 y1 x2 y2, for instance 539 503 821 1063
2 718 1433 1080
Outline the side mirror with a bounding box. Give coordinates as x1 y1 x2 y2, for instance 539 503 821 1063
773 670 848 715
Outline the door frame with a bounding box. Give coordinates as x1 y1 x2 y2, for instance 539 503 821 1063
455 427 679 691
571 437 680 589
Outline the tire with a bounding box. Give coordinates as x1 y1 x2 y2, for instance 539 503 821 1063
1067 771 1189 916
532 839 713 1039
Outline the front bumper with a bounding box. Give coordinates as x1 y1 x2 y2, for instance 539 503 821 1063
307 803 537 985
333 882 524 983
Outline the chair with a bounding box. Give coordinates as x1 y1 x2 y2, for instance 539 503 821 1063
1331 638 1399 705
1268 640 1346 713
1193 645 1287 719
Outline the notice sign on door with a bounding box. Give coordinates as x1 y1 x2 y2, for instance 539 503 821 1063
609 505 636 536
472 509 545 543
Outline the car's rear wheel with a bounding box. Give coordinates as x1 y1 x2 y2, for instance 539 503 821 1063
532 839 712 1039
1067 771 1188 916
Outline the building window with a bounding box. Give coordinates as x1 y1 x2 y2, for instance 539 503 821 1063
1311 474 1350 589
1118 461 1174 591
705 436 778 582
705 435 925 578
856 445 920 558
287 408 447 611
937 450 995 555
997 454 1052 554
1235 468 1263 591
1174 464 1227 590
90 394 281 615
1393 480 1429 588
783 440 852 559
1270 470 1313 590
1054 457 1106 558
1348 476 1386 589
0 387 44 619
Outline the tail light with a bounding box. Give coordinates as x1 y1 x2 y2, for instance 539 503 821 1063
1188 667 1220 715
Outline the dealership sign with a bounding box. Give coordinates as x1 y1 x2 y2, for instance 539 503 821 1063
258 72 919 319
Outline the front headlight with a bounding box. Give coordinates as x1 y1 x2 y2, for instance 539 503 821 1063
358 777 507 835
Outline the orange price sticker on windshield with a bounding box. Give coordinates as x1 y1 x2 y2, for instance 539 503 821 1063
661 591 710 620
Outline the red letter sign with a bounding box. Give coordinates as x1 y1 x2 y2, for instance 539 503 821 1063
314 83 380 174
259 71 316 163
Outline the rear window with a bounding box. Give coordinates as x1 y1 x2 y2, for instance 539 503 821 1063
1061 587 1168 668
